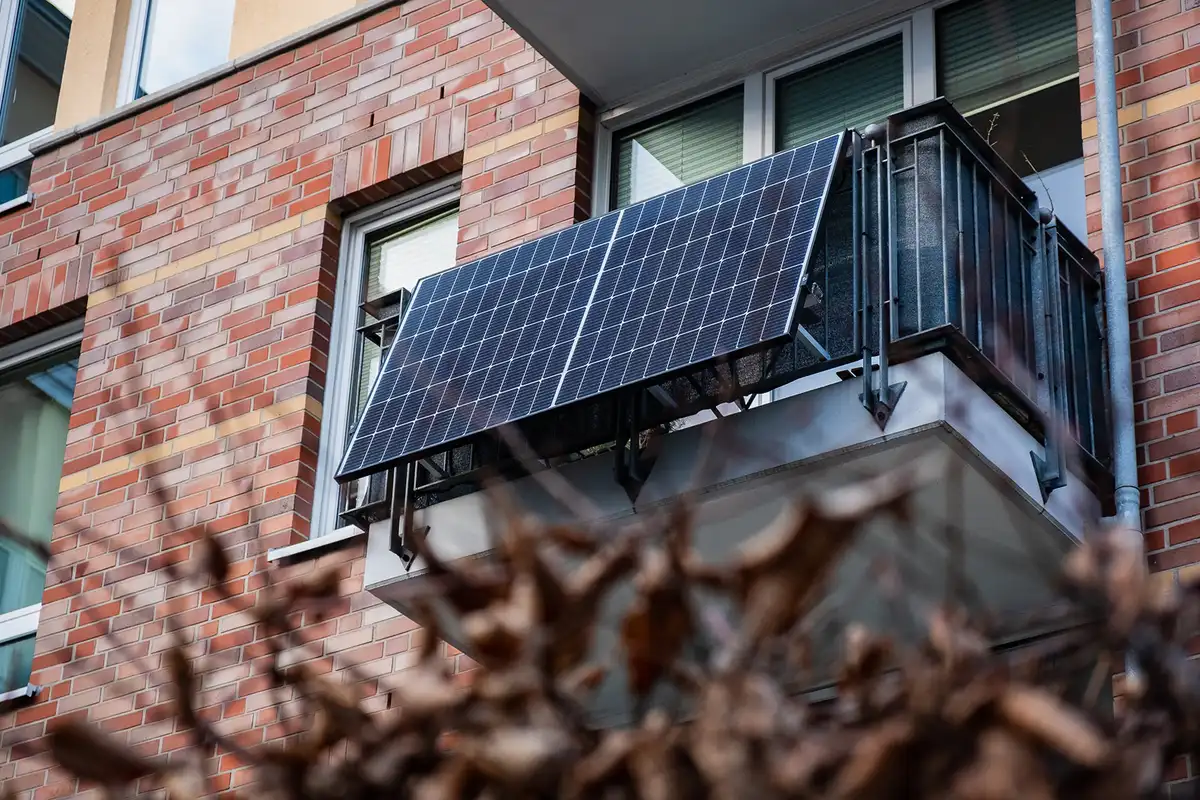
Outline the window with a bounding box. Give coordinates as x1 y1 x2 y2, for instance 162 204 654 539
937 0 1081 174
600 0 1082 234
121 0 236 101
605 29 911 210
937 0 1084 236
775 37 905 151
0 323 80 700
612 89 743 208
311 182 461 536
0 0 70 207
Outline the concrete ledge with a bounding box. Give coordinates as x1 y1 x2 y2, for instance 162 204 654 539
267 525 365 564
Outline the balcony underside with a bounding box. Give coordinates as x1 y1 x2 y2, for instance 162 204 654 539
365 352 1101 721
484 0 924 108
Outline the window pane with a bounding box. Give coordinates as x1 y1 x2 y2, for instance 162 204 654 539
366 209 460 301
337 210 459 525
2 0 70 145
0 349 77 616
939 0 1082 176
613 89 743 209
137 0 236 96
0 634 34 694
776 38 905 152
0 159 31 205
937 0 1078 116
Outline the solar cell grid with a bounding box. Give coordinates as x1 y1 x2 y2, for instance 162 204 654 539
338 213 620 476
337 131 843 479
555 133 840 404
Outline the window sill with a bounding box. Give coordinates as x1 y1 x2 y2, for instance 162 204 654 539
0 192 32 216
0 603 39 644
266 525 365 564
0 683 39 705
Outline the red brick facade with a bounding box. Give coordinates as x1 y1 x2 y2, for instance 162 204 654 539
3 0 1200 795
1076 0 1200 577
0 0 589 795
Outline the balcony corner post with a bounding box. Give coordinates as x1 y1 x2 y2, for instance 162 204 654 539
1030 210 1067 502
858 122 906 431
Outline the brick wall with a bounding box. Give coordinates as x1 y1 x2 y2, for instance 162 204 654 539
1076 0 1200 571
0 0 588 795
1077 0 1200 785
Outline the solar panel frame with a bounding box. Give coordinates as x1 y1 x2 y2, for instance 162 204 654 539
336 131 845 481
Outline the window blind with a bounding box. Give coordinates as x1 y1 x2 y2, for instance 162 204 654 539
937 0 1079 116
365 209 459 302
775 37 906 152
353 210 459 424
612 89 744 209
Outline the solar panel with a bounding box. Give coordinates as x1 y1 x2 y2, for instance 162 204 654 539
337 131 843 480
555 133 842 404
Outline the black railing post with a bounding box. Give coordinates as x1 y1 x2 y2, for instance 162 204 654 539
1031 214 1068 502
860 122 905 430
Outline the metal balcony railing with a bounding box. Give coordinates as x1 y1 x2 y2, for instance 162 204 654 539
799 100 1111 492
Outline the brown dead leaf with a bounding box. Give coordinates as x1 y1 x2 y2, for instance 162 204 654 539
948 726 1054 800
996 685 1110 768
48 720 160 786
830 716 916 798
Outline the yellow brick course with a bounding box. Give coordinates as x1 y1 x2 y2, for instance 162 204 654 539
59 395 322 493
87 209 316 306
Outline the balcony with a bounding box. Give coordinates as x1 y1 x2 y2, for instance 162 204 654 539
360 101 1110 718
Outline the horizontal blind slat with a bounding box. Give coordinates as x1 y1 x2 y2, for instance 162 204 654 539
776 36 905 151
614 90 744 208
938 0 1078 113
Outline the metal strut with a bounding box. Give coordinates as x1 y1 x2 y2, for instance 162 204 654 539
389 462 430 572
1030 214 1068 502
856 125 906 431
614 390 654 502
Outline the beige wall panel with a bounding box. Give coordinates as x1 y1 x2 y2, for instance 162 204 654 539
228 0 356 59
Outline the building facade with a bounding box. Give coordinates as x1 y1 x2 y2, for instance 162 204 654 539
0 0 1196 794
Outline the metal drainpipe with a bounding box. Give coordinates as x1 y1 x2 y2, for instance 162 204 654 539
1091 0 1142 544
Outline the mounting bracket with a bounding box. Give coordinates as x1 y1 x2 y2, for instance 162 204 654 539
860 379 907 431
389 462 429 572
1030 449 1067 503
614 390 656 502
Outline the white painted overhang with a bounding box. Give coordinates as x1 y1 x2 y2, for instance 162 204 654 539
481 0 926 110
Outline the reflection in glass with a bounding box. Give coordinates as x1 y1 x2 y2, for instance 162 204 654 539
0 350 77 617
137 0 235 97
613 90 743 209
1 0 70 145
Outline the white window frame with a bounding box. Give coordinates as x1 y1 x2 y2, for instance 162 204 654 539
594 17 927 215
310 176 462 539
116 0 151 105
0 0 65 209
591 0 965 215
0 603 39 702
0 318 83 702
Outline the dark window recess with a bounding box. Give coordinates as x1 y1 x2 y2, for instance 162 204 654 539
937 0 1082 176
965 79 1083 178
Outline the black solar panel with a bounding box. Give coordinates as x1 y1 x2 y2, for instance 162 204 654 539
337 132 843 480
556 133 841 404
